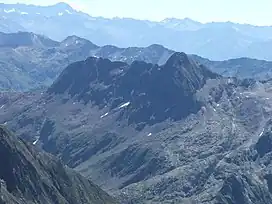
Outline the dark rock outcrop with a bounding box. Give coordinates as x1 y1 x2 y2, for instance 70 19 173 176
0 125 118 204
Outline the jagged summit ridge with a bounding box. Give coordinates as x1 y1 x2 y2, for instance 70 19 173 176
61 35 99 49
48 52 218 126
0 2 75 15
53 2 73 9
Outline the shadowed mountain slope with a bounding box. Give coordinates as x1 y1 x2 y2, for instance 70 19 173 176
0 125 118 204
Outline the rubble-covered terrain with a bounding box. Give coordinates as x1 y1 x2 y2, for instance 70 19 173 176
2 53 272 203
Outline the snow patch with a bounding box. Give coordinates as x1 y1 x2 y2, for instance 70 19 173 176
118 102 130 109
0 105 4 109
100 112 109 118
259 129 264 137
33 138 39 145
20 11 28 15
4 8 15 13
216 104 220 107
213 108 217 112
232 26 240 32
231 121 236 133
147 133 152 137
58 12 63 16
65 9 72 14
36 12 41 15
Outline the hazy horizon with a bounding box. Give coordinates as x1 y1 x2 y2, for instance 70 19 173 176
1 0 272 26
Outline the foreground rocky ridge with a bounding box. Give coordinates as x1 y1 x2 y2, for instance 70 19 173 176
0 125 118 204
2 53 272 203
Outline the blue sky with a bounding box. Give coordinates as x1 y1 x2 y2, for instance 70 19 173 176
1 0 272 25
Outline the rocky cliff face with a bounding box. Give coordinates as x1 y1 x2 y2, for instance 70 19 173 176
0 125 118 204
48 53 218 126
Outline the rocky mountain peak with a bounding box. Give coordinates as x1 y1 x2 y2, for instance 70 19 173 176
48 53 219 126
147 44 167 51
53 2 73 10
164 52 219 90
61 35 98 49
165 52 190 66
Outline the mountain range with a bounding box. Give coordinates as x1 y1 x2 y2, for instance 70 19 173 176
1 31 272 91
2 53 272 203
0 125 117 204
2 2 272 204
1 3 272 60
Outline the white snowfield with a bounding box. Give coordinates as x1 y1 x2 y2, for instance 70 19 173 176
100 112 109 118
4 8 15 13
118 102 131 109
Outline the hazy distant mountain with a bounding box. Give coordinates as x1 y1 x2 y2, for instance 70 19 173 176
193 55 272 79
0 31 58 48
160 18 203 31
1 3 272 60
0 32 272 91
1 32 272 91
0 33 174 91
3 53 272 203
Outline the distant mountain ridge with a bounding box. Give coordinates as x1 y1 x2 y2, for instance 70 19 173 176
0 32 272 91
1 3 272 60
0 2 76 17
0 31 58 48
0 33 175 91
